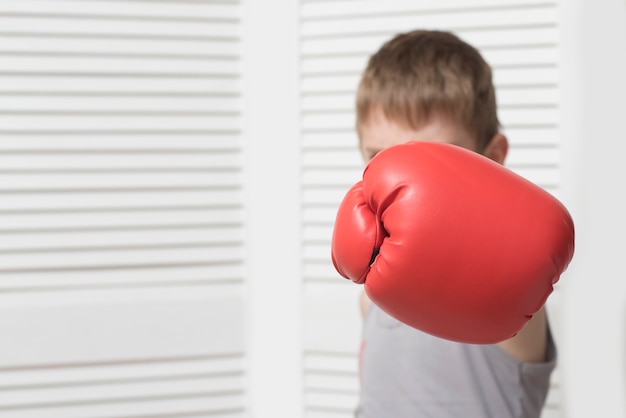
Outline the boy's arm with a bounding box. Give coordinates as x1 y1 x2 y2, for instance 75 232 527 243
497 306 549 363
360 288 549 364
359 289 371 318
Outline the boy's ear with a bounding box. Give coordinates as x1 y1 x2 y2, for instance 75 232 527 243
482 133 508 165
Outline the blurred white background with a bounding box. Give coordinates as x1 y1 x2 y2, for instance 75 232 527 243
0 0 624 417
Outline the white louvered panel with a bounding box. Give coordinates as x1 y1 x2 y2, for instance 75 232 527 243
300 1 564 417
0 0 246 416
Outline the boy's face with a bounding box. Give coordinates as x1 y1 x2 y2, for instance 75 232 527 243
358 110 480 164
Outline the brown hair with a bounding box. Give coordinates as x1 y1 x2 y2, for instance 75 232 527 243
356 30 500 152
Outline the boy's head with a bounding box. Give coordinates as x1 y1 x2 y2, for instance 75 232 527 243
356 30 507 164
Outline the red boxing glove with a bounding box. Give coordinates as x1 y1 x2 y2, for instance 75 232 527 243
331 141 575 344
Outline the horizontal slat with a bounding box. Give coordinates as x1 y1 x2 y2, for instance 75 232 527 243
1 96 241 113
301 0 554 18
301 75 360 94
300 107 559 131
303 150 362 169
0 397 246 418
505 146 560 166
301 67 559 94
301 93 357 112
498 105 560 126
301 30 557 58
0 114 240 131
0 207 243 230
305 373 358 393
481 47 558 67
0 171 241 190
1 376 244 407
0 246 243 271
460 25 558 47
301 87 559 113
0 0 241 20
498 86 559 107
301 127 560 148
300 67 558 94
0 55 239 75
0 17 240 38
305 392 358 412
0 262 244 292
303 188 351 207
0 133 242 150
493 66 558 86
0 355 244 387
303 206 341 224
301 6 558 37
302 132 359 149
0 152 241 169
506 167 560 188
302 168 361 188
301 56 368 75
502 127 560 146
0 36 238 57
304 351 360 373
304 260 343 282
303 223 337 244
302 41 556 68
303 242 332 262
301 46 557 74
0 190 242 210
306 410 354 418
0 75 240 93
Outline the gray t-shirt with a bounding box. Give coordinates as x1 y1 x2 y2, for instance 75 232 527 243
356 304 557 418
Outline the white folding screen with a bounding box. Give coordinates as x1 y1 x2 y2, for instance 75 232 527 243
0 1 247 417
299 1 566 417
0 1 578 417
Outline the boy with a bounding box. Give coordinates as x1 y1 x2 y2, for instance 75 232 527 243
353 30 556 418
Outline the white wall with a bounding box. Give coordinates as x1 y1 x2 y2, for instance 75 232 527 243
559 1 626 417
